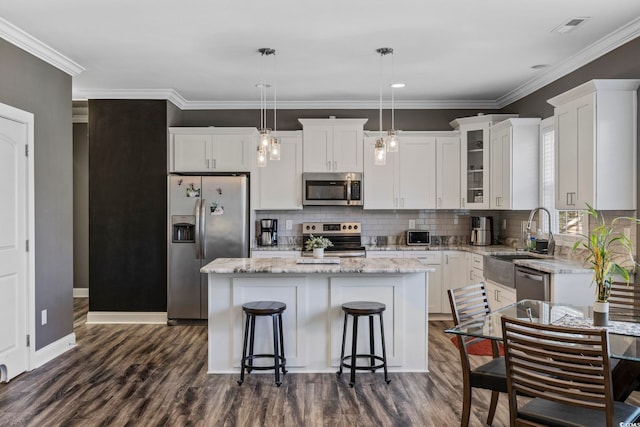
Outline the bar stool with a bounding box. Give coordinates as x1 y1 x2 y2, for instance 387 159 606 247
237 301 287 387
336 301 390 387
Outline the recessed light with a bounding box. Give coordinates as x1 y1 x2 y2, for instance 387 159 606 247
390 83 406 88
551 17 591 34
531 64 548 70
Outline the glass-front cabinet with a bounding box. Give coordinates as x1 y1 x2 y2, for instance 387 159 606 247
450 114 518 209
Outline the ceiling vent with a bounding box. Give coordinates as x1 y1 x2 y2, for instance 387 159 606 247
552 17 591 34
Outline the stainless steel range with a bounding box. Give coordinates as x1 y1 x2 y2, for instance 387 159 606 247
302 222 365 257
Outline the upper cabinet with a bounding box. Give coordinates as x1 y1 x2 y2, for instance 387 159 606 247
363 132 437 210
548 79 640 210
450 114 517 209
435 133 461 209
489 118 540 210
299 118 367 172
169 127 257 173
255 131 303 210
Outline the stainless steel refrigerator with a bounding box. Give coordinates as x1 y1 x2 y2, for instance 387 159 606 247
168 174 249 320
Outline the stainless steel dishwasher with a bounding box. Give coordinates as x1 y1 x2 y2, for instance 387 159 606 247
514 265 550 301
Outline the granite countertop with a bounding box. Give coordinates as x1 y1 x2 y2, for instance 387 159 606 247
250 244 595 275
201 257 436 274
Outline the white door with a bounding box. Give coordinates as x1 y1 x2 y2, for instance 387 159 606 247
0 103 31 382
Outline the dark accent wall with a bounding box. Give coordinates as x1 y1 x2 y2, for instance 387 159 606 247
0 38 73 350
179 108 502 131
88 100 168 311
73 122 89 289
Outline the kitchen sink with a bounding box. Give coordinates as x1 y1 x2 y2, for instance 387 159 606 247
483 253 549 288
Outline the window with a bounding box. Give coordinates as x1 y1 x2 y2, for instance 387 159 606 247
539 118 585 238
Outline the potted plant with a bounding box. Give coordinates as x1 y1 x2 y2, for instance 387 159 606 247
305 235 333 259
573 203 639 326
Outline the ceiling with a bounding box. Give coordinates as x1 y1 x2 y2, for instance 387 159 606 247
1 0 640 109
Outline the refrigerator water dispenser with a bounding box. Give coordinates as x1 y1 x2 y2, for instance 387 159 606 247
172 215 195 242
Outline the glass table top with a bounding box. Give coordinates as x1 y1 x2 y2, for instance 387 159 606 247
445 299 640 362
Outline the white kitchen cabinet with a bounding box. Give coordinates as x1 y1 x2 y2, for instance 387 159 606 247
403 251 443 313
489 118 540 210
251 250 300 258
468 253 484 284
366 251 403 258
450 115 518 209
169 127 257 173
548 79 640 210
485 279 516 311
363 133 436 210
436 133 461 209
441 251 468 314
299 118 367 172
255 131 303 210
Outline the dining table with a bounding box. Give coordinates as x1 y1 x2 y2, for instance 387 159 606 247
445 299 640 401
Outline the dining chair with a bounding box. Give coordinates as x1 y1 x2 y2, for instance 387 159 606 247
501 315 640 427
448 283 507 427
608 281 640 321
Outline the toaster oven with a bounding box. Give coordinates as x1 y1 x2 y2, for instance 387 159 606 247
406 230 430 246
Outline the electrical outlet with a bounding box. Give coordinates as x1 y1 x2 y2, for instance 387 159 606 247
454 216 458 225
286 220 293 230
408 220 415 229
502 219 507 230
624 227 631 239
41 309 47 325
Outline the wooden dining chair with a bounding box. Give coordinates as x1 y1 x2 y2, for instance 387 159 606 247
448 283 507 427
501 315 640 427
608 281 640 321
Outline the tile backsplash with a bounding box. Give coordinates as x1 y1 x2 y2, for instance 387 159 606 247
255 207 638 259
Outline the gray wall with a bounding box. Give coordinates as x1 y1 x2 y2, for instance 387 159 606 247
0 38 73 350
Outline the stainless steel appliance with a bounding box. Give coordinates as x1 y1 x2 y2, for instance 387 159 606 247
470 216 493 246
302 172 363 206
484 253 542 288
302 222 365 257
168 174 249 320
515 265 550 301
406 230 430 246
259 219 278 246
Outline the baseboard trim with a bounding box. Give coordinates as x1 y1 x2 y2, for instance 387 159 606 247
86 311 168 324
73 288 89 298
32 332 77 370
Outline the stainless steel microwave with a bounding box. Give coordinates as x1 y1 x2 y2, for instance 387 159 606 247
302 172 363 206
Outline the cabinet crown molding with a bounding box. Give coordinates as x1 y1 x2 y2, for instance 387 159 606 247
169 127 259 135
489 117 541 132
298 118 368 127
547 79 640 107
449 114 518 130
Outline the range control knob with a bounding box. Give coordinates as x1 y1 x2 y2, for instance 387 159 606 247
348 225 353 230
311 225 316 230
342 225 347 230
354 225 358 230
305 225 310 230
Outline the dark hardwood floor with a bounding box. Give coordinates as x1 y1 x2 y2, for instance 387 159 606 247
3 299 636 426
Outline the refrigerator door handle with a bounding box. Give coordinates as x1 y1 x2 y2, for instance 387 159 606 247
201 198 207 259
194 198 201 260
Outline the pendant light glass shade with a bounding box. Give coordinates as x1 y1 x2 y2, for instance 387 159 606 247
374 138 386 165
386 130 399 152
269 137 281 160
257 146 267 167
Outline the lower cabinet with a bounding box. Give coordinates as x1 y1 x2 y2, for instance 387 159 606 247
251 250 301 258
403 251 443 313
441 251 468 314
485 279 516 311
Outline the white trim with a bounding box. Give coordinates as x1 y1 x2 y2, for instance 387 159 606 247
0 17 84 76
86 311 168 324
72 288 89 298
32 333 76 370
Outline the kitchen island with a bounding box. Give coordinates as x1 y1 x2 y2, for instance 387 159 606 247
201 257 435 374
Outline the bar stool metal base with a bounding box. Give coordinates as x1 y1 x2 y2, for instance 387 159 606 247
237 301 287 387
336 301 390 387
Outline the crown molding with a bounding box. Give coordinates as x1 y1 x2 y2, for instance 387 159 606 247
73 90 500 110
496 16 640 108
0 17 84 76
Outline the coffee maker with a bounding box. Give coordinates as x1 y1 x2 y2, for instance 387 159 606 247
259 219 278 246
470 216 492 246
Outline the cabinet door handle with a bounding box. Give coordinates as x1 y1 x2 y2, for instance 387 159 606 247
334 160 337 170
437 197 442 208
205 159 210 169
327 161 331 171
446 255 449 264
462 197 465 208
566 192 570 206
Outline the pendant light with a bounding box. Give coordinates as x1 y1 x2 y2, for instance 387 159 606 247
374 47 403 165
256 48 277 167
269 49 281 161
386 50 400 152
374 48 391 165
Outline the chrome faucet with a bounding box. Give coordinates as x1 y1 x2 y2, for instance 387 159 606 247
526 207 555 256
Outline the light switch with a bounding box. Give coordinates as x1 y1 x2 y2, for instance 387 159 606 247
286 220 293 230
41 309 47 325
409 220 415 229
